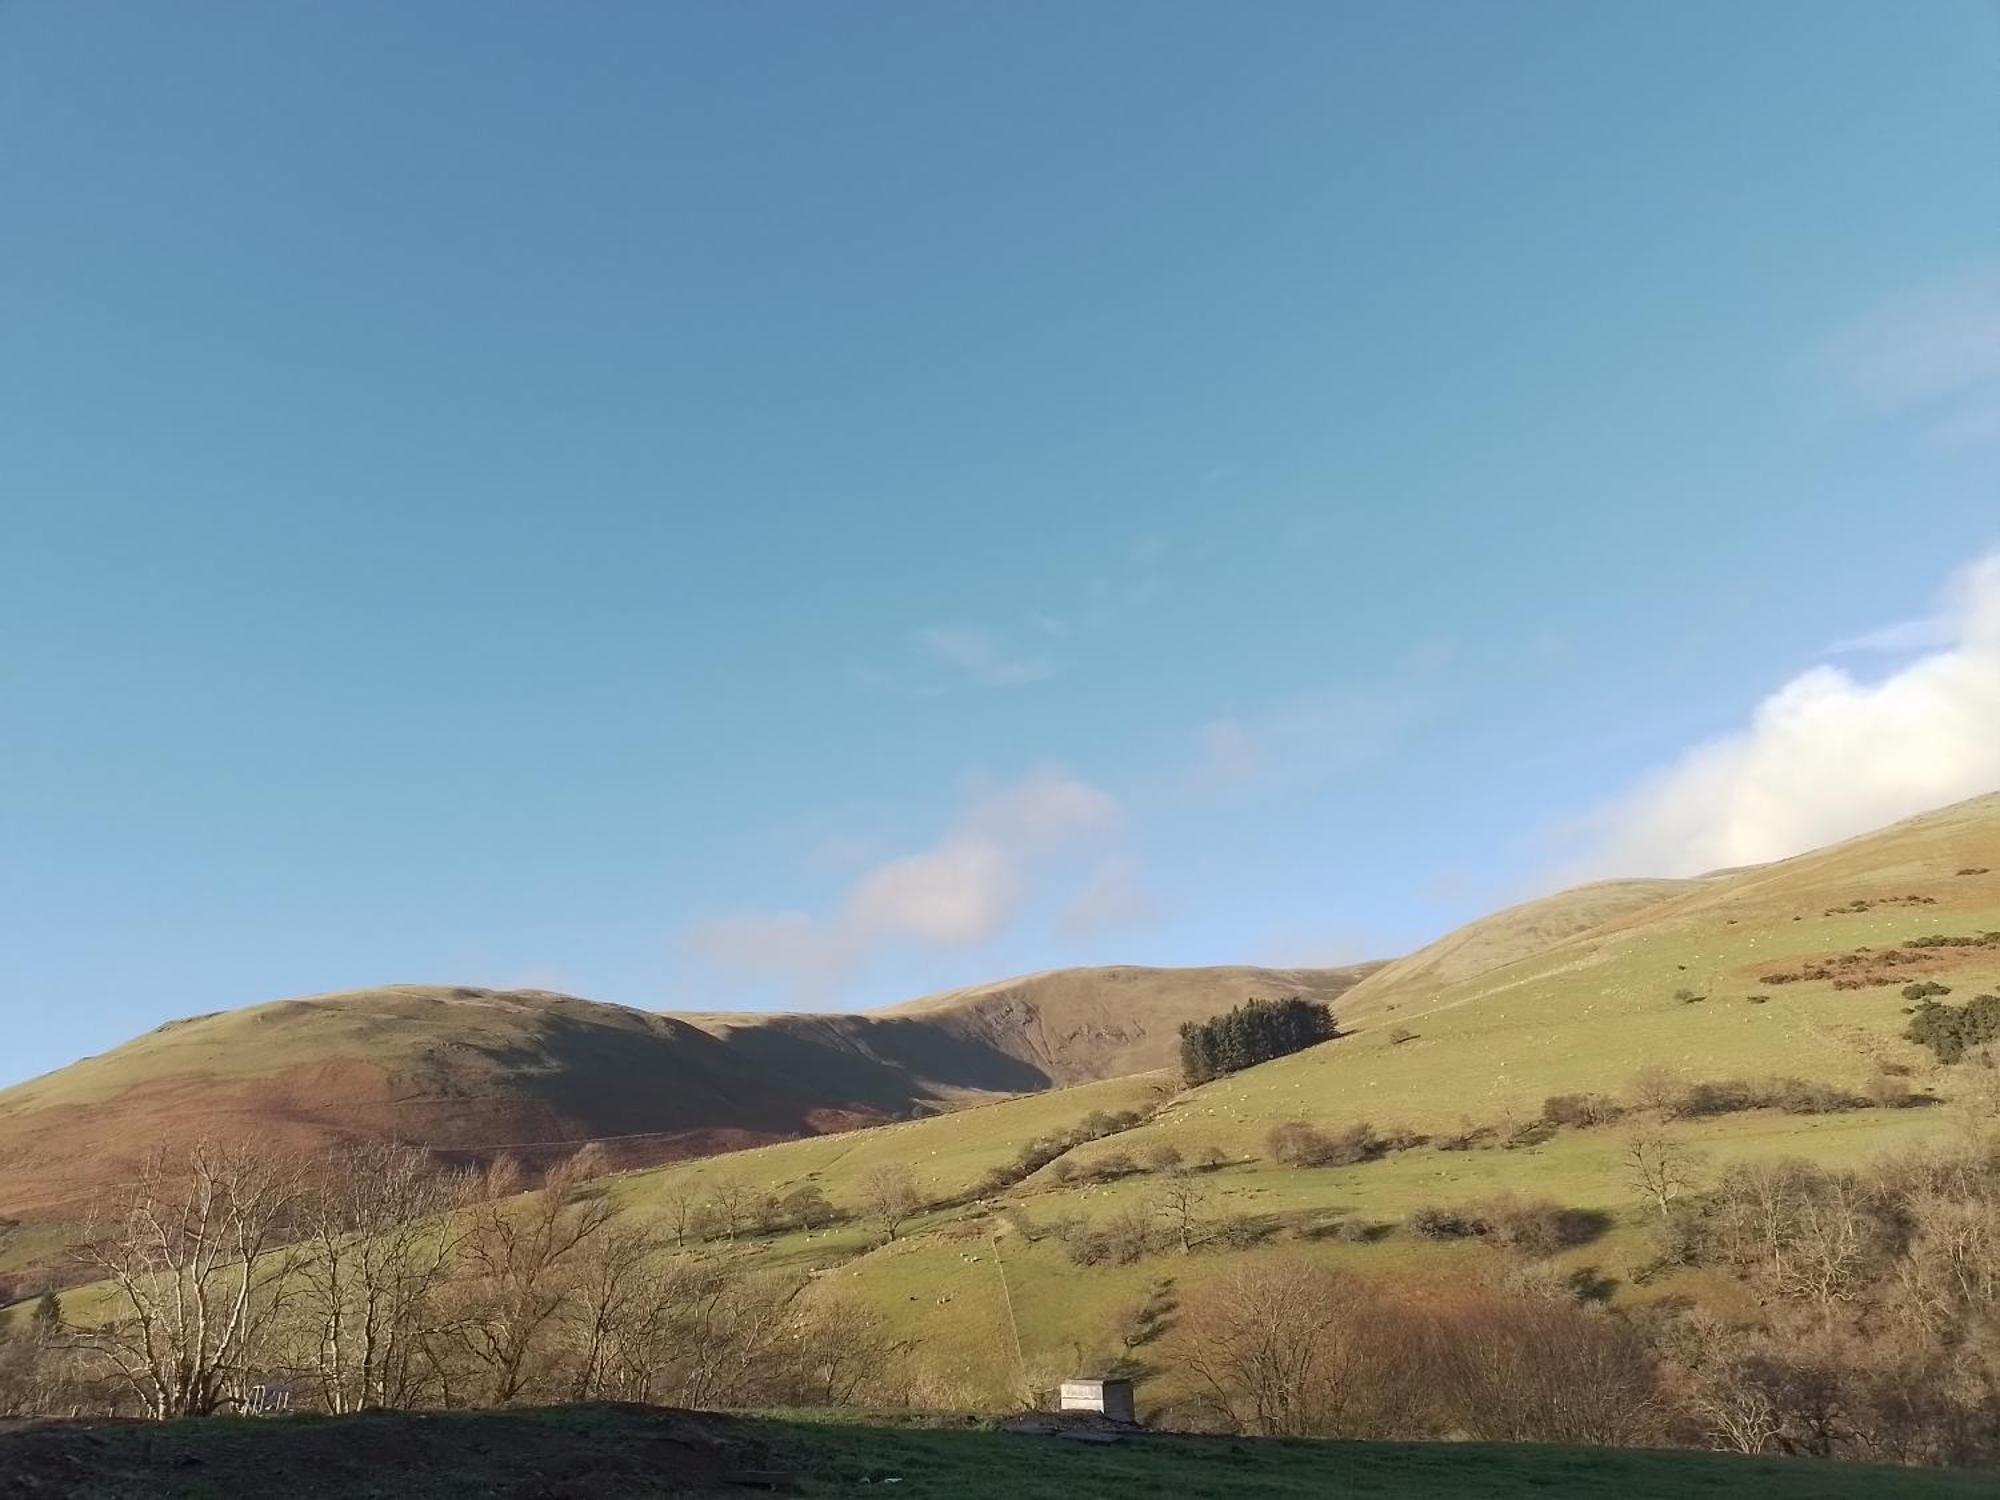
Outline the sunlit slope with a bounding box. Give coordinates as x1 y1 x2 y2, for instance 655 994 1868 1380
1133 793 2000 1157
608 1072 1168 1242
1333 878 1703 1025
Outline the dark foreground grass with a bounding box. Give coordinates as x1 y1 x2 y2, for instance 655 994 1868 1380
0 1404 1989 1499
766 1411 1993 1499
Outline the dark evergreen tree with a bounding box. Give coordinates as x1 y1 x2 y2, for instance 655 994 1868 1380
1179 996 1338 1084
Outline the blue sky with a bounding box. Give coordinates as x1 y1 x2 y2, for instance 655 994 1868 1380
2 2 1997 1085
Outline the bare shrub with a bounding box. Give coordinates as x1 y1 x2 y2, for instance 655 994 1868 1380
1474 1195 1605 1258
1169 1261 1386 1436
1543 1093 1624 1128
1420 1286 1663 1446
1407 1203 1485 1240
1695 1160 1902 1316
1626 1066 1685 1114
1210 1214 1282 1250
1081 1150 1140 1182
1267 1121 1381 1168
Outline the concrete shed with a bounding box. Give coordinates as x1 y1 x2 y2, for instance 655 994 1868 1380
1059 1377 1136 1424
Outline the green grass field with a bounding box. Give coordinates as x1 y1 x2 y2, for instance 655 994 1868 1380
0 1404 1987 1498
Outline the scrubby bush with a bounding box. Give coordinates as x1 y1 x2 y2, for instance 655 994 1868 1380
1764 1077 1865 1114
1626 1066 1685 1114
1543 1093 1624 1129
1663 1075 1865 1120
1902 980 1952 1001
1434 1118 1489 1152
1266 1121 1382 1168
1405 1196 1603 1256
1905 992 2000 1063
1063 1201 1161 1266
1079 1150 1139 1183
1407 1203 1485 1240
1144 1142 1185 1173
1503 1118 1558 1149
1864 1071 1913 1109
1210 1214 1282 1249
1473 1195 1607 1257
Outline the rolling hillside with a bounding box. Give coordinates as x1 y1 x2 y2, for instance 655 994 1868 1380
596 792 2000 1404
0 965 1371 1224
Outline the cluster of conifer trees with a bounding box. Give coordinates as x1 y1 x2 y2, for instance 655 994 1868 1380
1177 995 1337 1084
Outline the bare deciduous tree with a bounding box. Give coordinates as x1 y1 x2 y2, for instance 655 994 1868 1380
655 1181 703 1247
295 1141 471 1412
1623 1125 1705 1218
1425 1287 1662 1446
856 1164 922 1243
1156 1169 1212 1255
562 1219 668 1401
706 1175 754 1243
450 1151 615 1406
1171 1260 1375 1436
68 1140 308 1418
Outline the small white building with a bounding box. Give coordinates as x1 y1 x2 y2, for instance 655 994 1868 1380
1059 1376 1136 1424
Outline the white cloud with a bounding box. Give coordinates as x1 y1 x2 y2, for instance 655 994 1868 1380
687 768 1124 996
962 767 1121 849
1826 264 2000 447
847 837 1019 946
1576 551 2000 877
912 624 1053 687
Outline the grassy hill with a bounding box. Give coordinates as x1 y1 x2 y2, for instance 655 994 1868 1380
595 792 2000 1405
9 793 2000 1417
0 965 1370 1228
0 1403 1984 1498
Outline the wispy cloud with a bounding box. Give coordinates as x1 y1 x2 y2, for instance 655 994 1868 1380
912 624 1054 687
1826 615 1958 657
1825 263 2000 448
855 535 1171 694
687 768 1124 997
1570 550 2000 878
1188 673 1433 800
